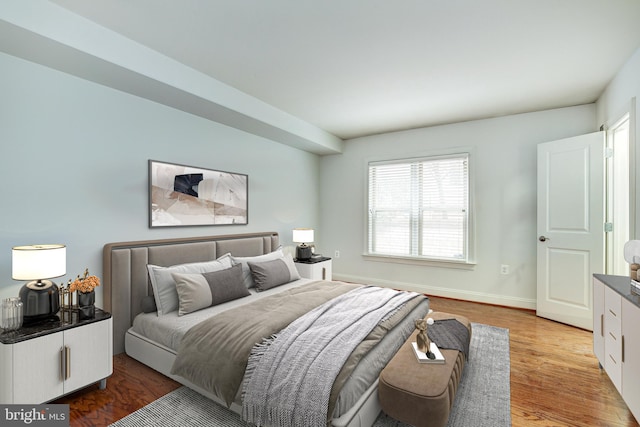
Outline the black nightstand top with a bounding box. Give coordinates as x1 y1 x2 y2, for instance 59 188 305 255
294 256 331 264
0 308 111 344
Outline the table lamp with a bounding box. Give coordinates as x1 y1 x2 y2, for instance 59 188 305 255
12 244 65 322
293 228 314 261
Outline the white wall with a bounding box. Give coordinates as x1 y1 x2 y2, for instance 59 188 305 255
596 46 640 236
0 52 320 307
320 105 596 308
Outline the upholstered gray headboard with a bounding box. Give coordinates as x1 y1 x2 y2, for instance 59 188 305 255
103 232 279 354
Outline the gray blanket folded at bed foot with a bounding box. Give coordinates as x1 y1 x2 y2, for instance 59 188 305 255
428 318 470 359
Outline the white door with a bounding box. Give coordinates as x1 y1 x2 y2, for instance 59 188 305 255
537 132 604 330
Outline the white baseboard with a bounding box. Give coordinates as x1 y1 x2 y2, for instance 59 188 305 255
333 273 536 310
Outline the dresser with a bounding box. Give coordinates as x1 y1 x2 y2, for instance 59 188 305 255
0 308 112 404
593 274 640 422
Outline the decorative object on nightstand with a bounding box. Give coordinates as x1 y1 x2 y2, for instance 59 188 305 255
69 268 100 320
293 228 314 261
12 244 66 323
0 297 23 331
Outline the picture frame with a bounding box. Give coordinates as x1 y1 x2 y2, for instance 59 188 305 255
149 160 248 227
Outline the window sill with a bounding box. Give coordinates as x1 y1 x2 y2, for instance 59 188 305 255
362 254 476 270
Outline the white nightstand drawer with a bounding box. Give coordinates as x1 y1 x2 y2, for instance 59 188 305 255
295 258 332 281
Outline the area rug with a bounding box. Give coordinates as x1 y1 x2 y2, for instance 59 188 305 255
109 323 510 427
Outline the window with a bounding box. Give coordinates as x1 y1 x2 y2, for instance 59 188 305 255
367 153 470 263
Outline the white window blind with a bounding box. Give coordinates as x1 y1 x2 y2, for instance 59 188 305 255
367 153 469 262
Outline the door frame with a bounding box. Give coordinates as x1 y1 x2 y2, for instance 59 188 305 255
604 98 637 274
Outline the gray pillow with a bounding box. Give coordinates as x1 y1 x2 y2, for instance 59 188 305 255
141 295 157 313
248 254 301 291
230 247 284 288
147 255 233 316
202 263 250 305
172 264 249 316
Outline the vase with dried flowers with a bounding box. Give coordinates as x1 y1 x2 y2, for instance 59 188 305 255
69 268 100 319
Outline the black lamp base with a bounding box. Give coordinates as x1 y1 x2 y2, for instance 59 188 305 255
296 244 312 261
19 280 60 323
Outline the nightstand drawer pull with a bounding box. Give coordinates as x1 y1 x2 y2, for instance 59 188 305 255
60 347 65 380
60 346 71 380
65 346 71 380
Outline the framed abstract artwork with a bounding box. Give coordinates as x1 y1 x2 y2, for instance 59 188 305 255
149 160 248 227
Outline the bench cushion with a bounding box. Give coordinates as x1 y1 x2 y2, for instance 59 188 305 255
378 312 472 427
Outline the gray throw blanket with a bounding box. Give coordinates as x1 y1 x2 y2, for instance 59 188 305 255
242 286 421 427
428 318 471 359
171 281 361 406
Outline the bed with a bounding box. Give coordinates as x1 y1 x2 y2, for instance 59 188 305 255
103 232 430 427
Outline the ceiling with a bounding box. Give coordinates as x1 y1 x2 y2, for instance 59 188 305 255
20 1 640 141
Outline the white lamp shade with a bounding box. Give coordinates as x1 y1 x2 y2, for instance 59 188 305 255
292 228 314 244
12 244 66 281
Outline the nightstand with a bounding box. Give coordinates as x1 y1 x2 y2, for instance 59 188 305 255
295 257 332 281
0 308 113 404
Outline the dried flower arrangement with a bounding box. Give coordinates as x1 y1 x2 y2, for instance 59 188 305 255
69 268 101 294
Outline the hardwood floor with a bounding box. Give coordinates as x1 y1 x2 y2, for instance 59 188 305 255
55 296 639 427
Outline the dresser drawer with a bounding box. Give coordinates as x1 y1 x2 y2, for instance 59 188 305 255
604 285 622 334
603 285 622 393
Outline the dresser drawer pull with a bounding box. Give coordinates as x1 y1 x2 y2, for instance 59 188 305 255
609 308 618 317
601 314 604 337
622 335 625 364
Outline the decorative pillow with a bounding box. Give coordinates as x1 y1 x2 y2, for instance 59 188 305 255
202 263 250 305
172 264 249 315
141 296 157 313
147 256 233 316
230 247 284 288
248 254 301 291
171 273 212 315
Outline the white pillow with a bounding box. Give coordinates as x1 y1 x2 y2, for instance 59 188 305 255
147 255 233 316
230 246 284 288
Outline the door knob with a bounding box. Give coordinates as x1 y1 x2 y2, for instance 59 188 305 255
539 236 550 242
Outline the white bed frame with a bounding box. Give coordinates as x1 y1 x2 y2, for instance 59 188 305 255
103 232 382 427
125 329 381 427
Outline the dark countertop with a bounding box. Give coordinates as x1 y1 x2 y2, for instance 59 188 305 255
294 256 331 264
594 274 640 309
0 308 111 344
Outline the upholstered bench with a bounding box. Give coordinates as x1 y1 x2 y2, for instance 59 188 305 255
378 312 472 427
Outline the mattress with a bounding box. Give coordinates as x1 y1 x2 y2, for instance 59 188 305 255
131 278 314 351
130 279 430 418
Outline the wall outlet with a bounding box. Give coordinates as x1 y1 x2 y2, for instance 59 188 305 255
500 264 509 275
334 250 340 258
